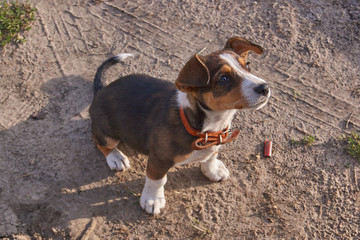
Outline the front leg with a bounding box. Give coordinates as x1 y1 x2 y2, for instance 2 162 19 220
140 156 171 215
140 175 167 215
201 152 230 182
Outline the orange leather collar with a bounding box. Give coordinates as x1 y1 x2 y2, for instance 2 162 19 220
180 106 240 150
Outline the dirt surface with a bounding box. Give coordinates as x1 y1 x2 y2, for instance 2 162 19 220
1 0 359 239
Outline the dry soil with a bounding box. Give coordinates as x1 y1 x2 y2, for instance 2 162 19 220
0 0 359 239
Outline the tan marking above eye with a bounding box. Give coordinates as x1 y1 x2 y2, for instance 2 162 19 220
237 57 247 69
216 65 235 79
220 65 232 73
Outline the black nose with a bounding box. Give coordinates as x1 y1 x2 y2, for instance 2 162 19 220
254 84 269 96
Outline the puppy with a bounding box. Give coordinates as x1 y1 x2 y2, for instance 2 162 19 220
89 37 270 215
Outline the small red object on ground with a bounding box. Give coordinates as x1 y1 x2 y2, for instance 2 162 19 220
264 141 272 157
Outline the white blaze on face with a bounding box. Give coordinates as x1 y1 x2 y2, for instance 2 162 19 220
220 53 269 109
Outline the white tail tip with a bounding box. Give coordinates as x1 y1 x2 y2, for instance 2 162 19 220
115 53 134 61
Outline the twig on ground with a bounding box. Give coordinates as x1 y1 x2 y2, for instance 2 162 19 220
346 111 354 129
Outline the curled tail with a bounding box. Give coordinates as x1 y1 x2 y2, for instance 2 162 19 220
93 53 134 94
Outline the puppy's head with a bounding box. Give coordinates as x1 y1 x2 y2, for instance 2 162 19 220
175 37 270 111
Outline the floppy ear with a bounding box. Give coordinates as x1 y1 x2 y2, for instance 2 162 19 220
225 37 264 61
175 54 210 93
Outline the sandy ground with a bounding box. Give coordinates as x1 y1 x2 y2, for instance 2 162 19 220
0 0 359 239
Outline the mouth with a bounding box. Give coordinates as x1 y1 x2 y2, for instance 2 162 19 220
253 98 269 109
248 91 271 110
230 89 271 110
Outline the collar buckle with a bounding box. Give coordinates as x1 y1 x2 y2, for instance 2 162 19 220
180 106 240 150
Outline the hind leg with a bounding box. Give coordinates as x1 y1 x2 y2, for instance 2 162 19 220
96 137 130 171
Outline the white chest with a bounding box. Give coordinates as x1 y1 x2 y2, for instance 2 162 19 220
175 146 220 166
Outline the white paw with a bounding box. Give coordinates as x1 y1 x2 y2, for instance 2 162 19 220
140 192 166 215
201 159 230 182
140 176 167 215
106 149 130 171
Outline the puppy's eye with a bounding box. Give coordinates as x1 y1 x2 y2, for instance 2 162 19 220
218 75 230 85
246 62 251 72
